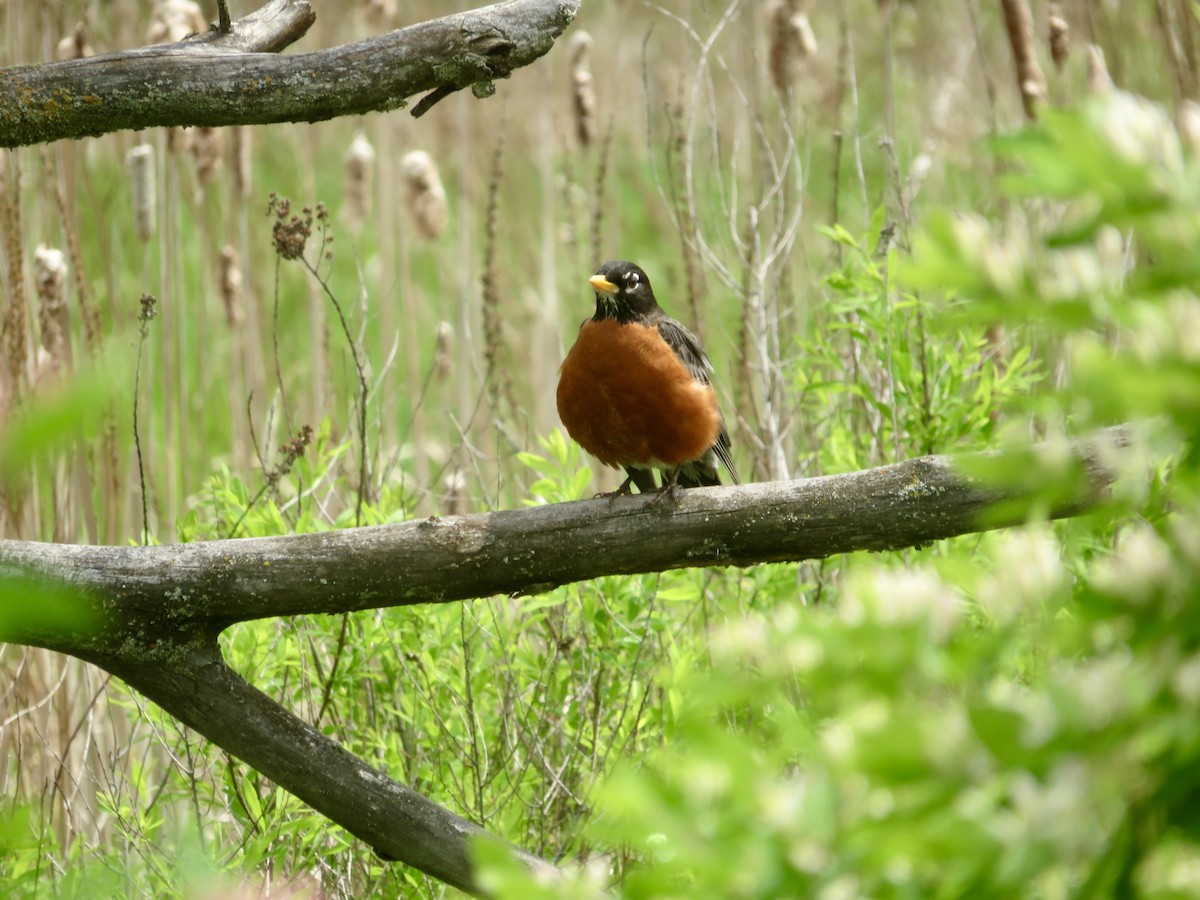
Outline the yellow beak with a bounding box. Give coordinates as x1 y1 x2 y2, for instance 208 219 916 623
589 274 618 294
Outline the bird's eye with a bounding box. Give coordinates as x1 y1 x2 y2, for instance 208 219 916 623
627 271 640 288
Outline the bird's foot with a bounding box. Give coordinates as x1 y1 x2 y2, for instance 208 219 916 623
594 475 637 505
646 470 682 508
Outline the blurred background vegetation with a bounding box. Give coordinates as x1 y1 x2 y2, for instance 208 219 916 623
3 0 1200 896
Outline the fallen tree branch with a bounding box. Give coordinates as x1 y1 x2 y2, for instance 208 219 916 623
0 426 1129 893
0 0 581 147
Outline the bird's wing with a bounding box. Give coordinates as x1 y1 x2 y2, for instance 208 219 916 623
657 318 740 485
656 318 713 386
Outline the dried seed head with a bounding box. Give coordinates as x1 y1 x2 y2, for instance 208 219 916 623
33 246 70 377
569 31 596 148
219 245 244 327
363 0 398 27
400 150 448 241
267 193 312 260
1048 5 1069 71
126 144 156 243
139 293 158 326
1086 44 1113 96
434 321 453 382
148 0 206 44
342 132 376 233
55 22 93 61
767 1 816 95
191 126 224 185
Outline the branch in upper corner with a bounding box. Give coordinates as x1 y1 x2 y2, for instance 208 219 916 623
177 0 316 54
0 0 581 148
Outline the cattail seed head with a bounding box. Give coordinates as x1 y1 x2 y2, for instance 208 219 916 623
1048 5 1069 72
342 132 376 233
55 22 93 61
219 245 244 328
434 321 453 382
33 245 70 380
126 144 156 243
400 150 448 241
569 32 597 148
1086 44 1113 96
364 0 398 27
767 1 816 95
148 0 206 44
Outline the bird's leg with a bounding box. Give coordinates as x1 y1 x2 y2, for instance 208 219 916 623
593 473 637 504
647 468 682 507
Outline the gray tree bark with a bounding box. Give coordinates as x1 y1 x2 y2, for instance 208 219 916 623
0 0 581 147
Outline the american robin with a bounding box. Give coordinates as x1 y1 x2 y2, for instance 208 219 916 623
557 260 740 497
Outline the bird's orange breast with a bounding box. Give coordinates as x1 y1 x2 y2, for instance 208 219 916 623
556 318 721 469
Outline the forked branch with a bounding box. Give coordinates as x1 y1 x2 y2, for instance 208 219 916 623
0 427 1130 892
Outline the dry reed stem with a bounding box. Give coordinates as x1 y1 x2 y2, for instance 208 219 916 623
1179 0 1200 98
664 93 705 333
569 31 597 148
231 126 252 200
1 151 27 408
1153 0 1198 103
341 131 376 234
589 122 613 270
400 150 448 241
1000 0 1047 120
481 137 510 417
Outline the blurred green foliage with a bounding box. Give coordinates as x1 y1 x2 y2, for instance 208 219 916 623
472 92 1200 898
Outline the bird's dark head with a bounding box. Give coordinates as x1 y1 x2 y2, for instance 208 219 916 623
589 261 660 323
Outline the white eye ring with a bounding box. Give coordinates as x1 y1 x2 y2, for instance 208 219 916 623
628 272 640 287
